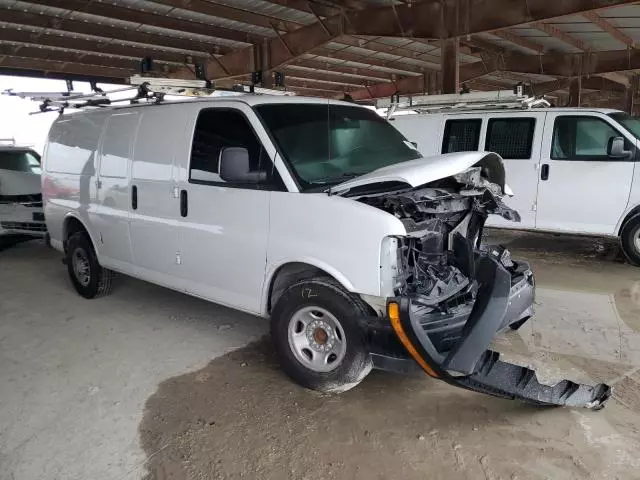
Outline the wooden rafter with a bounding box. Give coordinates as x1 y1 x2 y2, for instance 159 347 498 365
582 11 635 47
491 30 546 53
532 22 589 51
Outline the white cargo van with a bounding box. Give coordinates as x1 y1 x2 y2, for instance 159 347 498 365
41 96 609 408
0 140 47 248
390 104 640 264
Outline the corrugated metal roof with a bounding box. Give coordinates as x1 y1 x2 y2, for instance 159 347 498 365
600 4 640 18
4 0 640 99
211 0 316 24
285 64 392 82
481 34 540 54
508 27 581 53
166 7 275 37
138 24 249 48
0 22 217 55
302 53 423 76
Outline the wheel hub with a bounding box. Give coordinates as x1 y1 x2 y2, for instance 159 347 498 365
287 306 347 373
307 320 335 352
72 248 91 287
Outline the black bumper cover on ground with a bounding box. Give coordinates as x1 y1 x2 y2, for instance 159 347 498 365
365 248 612 410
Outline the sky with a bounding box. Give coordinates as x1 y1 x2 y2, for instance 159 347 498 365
0 75 267 154
0 75 133 154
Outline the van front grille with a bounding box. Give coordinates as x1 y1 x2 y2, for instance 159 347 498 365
0 193 42 204
1 221 47 232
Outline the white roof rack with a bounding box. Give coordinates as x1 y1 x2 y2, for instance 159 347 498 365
1 76 297 115
381 88 551 118
0 138 16 146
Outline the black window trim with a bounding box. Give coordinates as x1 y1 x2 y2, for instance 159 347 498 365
485 117 536 160
441 118 482 154
187 106 286 191
551 115 634 162
252 105 302 193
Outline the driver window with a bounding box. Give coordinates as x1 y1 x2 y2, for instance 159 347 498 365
190 108 280 188
552 116 630 161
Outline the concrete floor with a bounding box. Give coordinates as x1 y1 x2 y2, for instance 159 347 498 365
0 242 267 480
2 233 640 479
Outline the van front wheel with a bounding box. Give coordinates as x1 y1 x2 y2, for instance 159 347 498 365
270 278 372 393
66 232 114 299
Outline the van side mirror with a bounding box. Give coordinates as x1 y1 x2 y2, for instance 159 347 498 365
607 137 632 159
219 147 267 183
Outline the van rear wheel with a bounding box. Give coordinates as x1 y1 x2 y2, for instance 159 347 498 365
66 232 114 299
620 214 640 266
270 277 372 393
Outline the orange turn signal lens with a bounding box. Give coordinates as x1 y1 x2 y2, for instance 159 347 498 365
387 301 439 378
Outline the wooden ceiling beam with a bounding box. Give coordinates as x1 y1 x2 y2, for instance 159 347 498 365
582 11 635 47
291 58 394 81
32 0 263 44
0 55 134 80
0 7 231 55
150 0 301 31
491 30 546 53
0 28 195 64
531 22 588 51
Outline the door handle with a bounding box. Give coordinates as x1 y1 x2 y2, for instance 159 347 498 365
132 185 138 210
541 163 550 181
180 189 188 217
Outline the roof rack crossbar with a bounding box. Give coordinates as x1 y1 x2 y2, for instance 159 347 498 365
381 90 551 117
2 75 300 115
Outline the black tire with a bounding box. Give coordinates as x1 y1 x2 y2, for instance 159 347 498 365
66 232 114 299
620 214 640 266
270 277 372 393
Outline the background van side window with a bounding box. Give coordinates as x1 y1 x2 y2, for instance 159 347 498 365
552 116 631 161
442 119 481 153
485 118 535 159
189 108 283 189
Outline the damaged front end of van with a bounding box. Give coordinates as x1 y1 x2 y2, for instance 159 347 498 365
333 152 611 409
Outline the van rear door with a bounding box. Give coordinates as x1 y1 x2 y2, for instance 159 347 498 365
535 112 635 235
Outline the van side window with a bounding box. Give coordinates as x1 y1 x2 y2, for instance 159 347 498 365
190 108 282 189
485 118 535 159
442 119 481 154
552 116 630 161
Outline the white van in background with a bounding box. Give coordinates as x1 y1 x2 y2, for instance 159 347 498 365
391 105 640 265
0 139 47 248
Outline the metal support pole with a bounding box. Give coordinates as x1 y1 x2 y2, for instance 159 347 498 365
441 38 460 94
568 77 581 107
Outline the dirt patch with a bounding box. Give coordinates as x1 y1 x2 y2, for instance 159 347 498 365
139 339 640 480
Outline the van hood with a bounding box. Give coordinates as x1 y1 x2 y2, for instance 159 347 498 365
0 170 42 197
329 151 508 196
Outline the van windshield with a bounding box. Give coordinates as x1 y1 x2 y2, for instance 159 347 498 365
0 150 41 174
609 112 640 139
254 103 422 190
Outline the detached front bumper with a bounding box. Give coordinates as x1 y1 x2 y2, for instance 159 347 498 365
364 248 611 410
